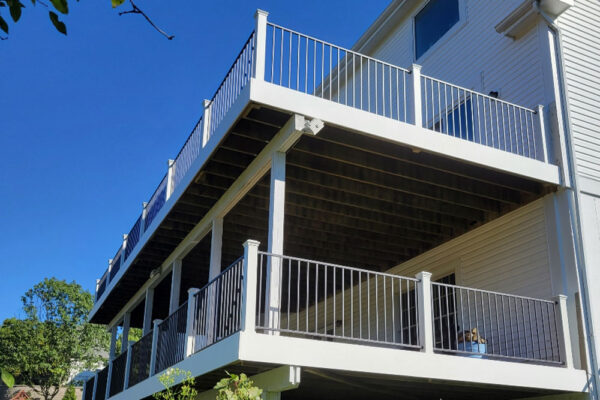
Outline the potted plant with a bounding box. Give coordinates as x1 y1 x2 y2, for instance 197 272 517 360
457 328 487 357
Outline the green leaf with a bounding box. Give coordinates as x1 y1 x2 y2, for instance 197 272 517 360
48 11 66 34
0 15 8 33
1 368 15 388
50 0 67 14
111 0 124 8
8 0 22 22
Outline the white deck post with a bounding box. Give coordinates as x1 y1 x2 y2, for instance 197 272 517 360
109 325 118 361
95 279 100 302
415 271 434 354
104 360 113 400
266 151 285 334
554 294 574 368
107 259 113 285
121 234 128 262
91 371 99 400
166 159 176 200
123 340 133 390
149 319 162 376
184 288 200 357
409 64 422 127
140 202 148 233
142 287 154 335
241 240 260 333
201 99 213 147
82 379 88 400
535 104 548 163
253 10 269 81
121 312 131 353
169 260 183 314
210 217 224 278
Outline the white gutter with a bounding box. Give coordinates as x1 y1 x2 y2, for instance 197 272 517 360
534 1 600 396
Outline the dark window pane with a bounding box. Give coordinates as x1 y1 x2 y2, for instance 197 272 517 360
415 0 460 59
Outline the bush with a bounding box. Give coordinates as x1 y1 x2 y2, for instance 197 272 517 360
62 385 77 400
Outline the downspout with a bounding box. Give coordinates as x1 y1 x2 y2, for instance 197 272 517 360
534 0 600 394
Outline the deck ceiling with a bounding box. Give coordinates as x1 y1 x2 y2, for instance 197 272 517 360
92 104 553 324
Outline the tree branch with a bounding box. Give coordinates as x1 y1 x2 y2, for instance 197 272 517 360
118 0 173 40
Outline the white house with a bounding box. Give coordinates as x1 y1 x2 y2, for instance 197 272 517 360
82 1 600 399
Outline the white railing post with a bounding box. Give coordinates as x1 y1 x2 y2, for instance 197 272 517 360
415 271 434 354
554 294 574 368
104 360 113 400
409 64 422 127
184 288 200 357
253 10 269 80
123 341 133 390
166 159 175 200
140 202 148 233
95 279 100 302
91 371 99 400
535 104 548 163
201 99 213 147
107 259 113 285
241 240 260 333
121 234 128 263
149 319 162 376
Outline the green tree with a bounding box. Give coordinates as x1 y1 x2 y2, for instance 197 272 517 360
0 278 110 400
214 372 262 400
62 385 76 400
153 368 197 400
0 0 172 39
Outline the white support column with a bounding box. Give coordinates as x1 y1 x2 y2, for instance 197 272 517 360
201 99 213 147
166 159 175 200
210 217 224 279
241 240 260 333
140 202 148 233
554 294 574 368
104 360 113 400
121 312 131 353
91 371 99 400
266 151 285 333
121 234 128 262
109 325 118 361
123 341 133 390
184 288 200 357
169 260 183 314
142 287 154 335
149 319 162 376
95 279 100 302
535 105 548 163
415 271 434 354
107 259 113 285
82 379 88 400
253 10 269 80
409 64 422 127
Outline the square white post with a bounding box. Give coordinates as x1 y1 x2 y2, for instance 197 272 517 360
201 99 213 147
554 294 574 368
121 312 131 353
82 380 88 400
409 64 422 127
241 240 260 333
253 10 269 80
95 279 100 302
210 218 223 279
121 234 128 261
123 340 133 390
415 271 434 354
184 288 201 357
106 259 113 286
104 360 113 400
140 202 148 233
166 159 176 200
266 152 285 334
108 325 118 361
169 260 183 314
143 287 154 335
149 319 162 376
91 371 99 400
535 104 548 163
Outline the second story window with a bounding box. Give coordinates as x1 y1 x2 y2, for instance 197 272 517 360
414 0 460 60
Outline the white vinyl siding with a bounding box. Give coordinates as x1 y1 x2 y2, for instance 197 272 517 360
388 198 553 300
557 0 600 183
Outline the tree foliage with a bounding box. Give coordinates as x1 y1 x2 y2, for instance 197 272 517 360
214 372 262 400
62 385 77 400
0 278 110 400
153 368 198 400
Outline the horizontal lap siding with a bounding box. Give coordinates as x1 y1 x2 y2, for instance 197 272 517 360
388 199 552 300
558 0 600 182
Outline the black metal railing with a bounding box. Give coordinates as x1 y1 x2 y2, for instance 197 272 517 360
95 365 109 400
109 349 128 396
83 376 95 400
155 302 189 373
127 330 153 388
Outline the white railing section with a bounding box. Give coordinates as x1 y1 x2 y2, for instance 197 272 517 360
431 282 562 364
172 117 203 190
420 75 546 161
256 251 421 348
266 22 410 122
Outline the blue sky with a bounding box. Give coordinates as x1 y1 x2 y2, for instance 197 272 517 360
0 1 388 322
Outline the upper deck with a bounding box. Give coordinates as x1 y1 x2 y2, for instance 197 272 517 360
89 11 562 324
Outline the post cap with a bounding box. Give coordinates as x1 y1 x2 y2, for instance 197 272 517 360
415 271 432 280
188 287 201 296
411 63 422 72
553 294 568 302
255 9 269 18
243 239 261 248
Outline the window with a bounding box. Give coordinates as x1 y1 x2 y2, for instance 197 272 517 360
414 0 460 59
